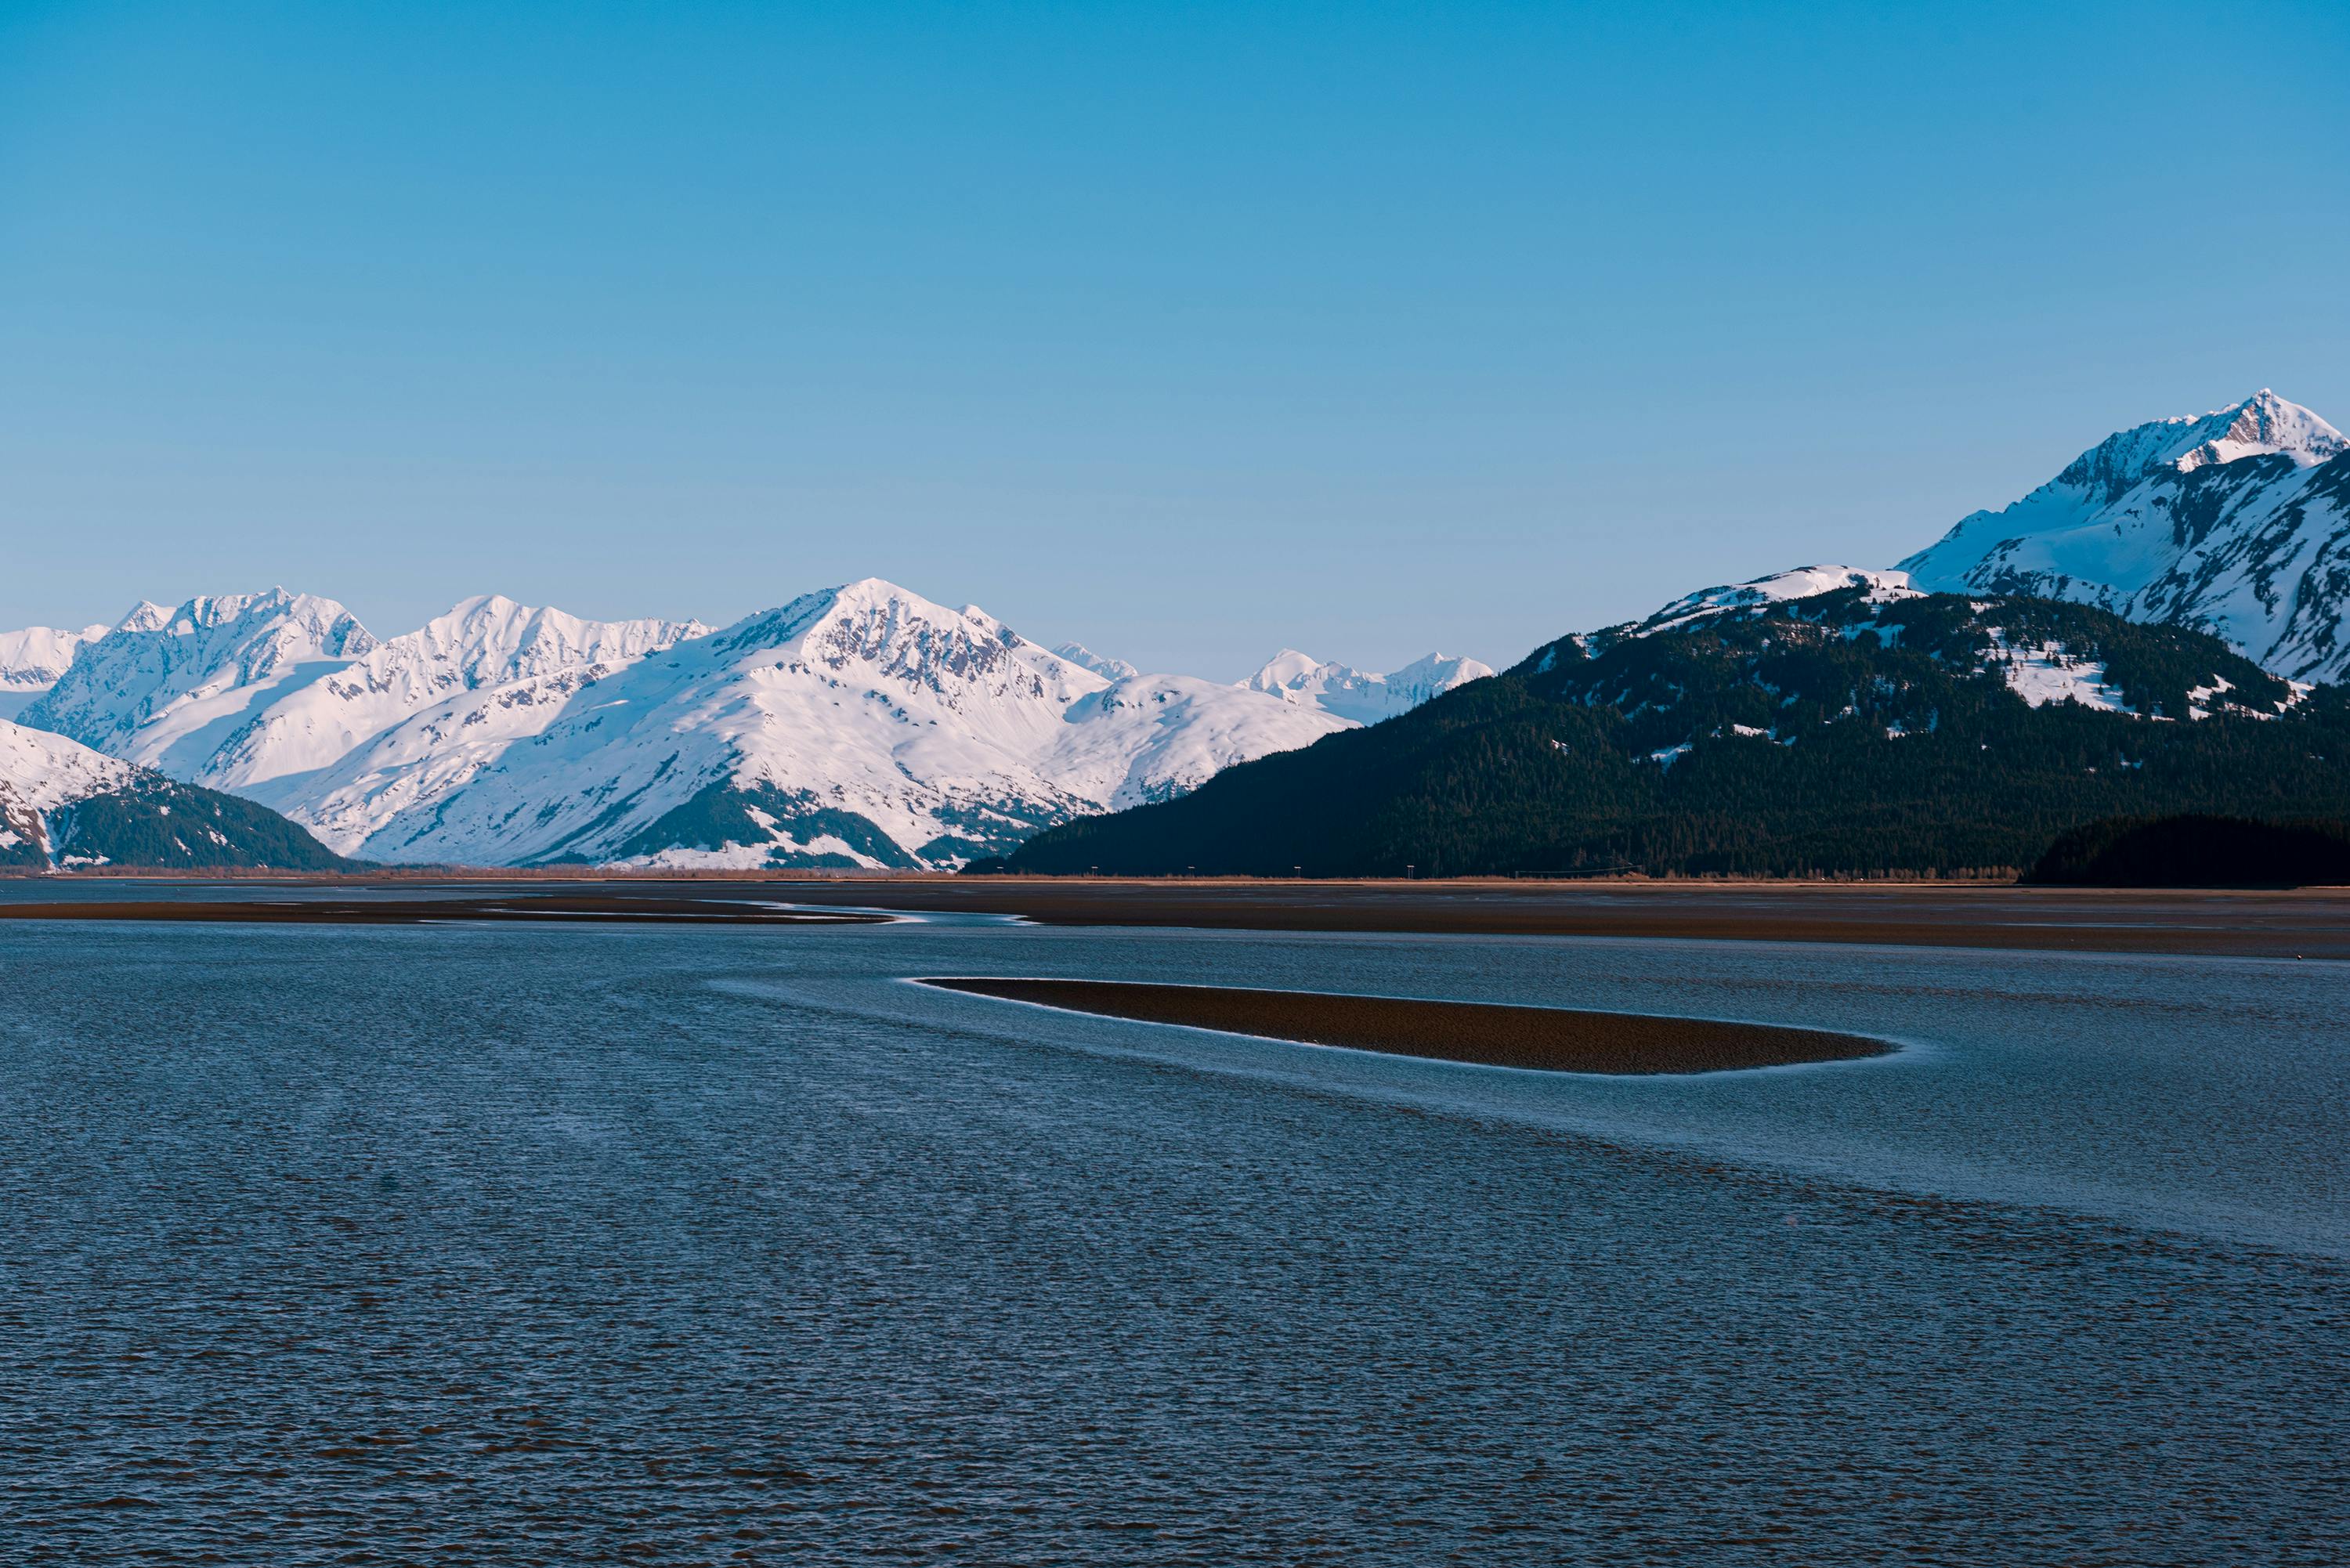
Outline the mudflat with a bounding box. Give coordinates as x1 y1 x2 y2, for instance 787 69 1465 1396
4 876 2345 959
918 975 1895 1075
776 877 2350 959
0 894 888 926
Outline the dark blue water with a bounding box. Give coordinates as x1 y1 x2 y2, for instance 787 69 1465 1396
2 914 2344 1563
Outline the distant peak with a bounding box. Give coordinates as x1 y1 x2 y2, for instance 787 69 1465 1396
2054 390 2345 498
832 576 920 602
1238 649 1336 695
1054 641 1141 681
2183 389 2346 471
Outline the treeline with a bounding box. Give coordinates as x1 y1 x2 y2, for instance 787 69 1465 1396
2029 815 2350 887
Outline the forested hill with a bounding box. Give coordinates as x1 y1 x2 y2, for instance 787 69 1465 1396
994 586 2350 879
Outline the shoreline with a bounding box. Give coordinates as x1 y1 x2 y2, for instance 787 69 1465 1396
0 894 889 926
916 976 1895 1075
1 876 2343 958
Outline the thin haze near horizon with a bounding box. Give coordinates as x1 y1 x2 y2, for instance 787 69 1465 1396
2 2 2345 681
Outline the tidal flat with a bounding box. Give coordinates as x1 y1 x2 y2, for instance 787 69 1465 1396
0 883 2343 1563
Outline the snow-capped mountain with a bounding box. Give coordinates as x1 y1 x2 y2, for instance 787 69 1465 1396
10 578 1355 869
198 594 710 793
0 721 136 854
0 623 110 721
0 719 345 869
1900 390 2350 681
1053 641 1141 680
1238 649 1493 724
278 579 1349 867
24 590 706 791
23 590 377 775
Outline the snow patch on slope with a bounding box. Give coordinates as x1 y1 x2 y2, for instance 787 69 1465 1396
1984 633 2129 712
1632 566 1921 638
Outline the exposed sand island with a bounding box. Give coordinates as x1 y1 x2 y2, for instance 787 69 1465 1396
917 976 1893 1075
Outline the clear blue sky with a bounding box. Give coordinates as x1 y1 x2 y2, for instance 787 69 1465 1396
3 1 2345 678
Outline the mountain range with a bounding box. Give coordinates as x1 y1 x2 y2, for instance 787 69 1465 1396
4 386 2345 873
2 581 1476 870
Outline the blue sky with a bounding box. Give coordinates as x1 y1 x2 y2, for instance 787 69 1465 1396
3 1 2345 677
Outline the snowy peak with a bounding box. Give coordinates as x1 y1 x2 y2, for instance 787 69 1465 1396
2171 389 2344 474
1900 389 2350 682
5 573 1430 869
2041 390 2342 506
0 623 110 688
716 579 1102 711
1240 649 1329 695
266 576 1347 869
14 585 704 792
1382 652 1497 706
147 587 374 657
365 594 707 695
188 594 712 791
1238 648 1492 725
21 588 376 771
0 623 113 720
1053 641 1141 681
1626 566 1919 639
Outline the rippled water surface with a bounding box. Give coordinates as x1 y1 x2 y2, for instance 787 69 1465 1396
2 911 2345 1563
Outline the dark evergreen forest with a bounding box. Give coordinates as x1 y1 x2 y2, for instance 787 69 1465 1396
996 589 2350 879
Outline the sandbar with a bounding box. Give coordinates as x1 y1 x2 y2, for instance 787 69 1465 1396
916 975 1893 1075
